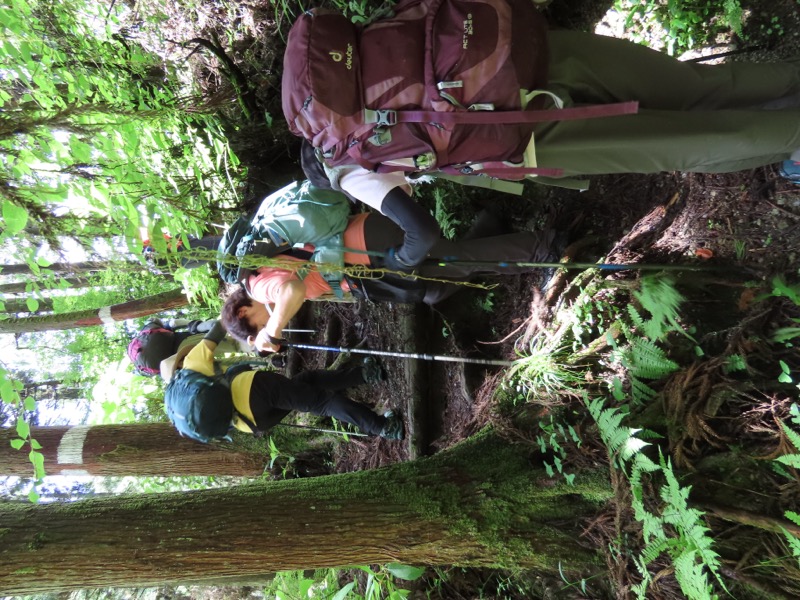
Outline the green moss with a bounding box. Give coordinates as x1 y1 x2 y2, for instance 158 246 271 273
12 568 36 575
99 445 141 461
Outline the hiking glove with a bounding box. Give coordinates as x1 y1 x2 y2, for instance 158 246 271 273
187 319 216 334
203 320 227 345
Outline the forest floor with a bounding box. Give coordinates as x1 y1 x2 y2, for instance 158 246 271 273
148 0 800 596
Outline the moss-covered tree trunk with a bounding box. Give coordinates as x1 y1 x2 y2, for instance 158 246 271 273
0 288 187 333
0 432 610 595
0 424 267 477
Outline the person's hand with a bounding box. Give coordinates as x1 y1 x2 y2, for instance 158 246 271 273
382 247 416 273
248 328 282 353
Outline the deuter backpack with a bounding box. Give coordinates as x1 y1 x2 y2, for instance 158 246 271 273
163 368 237 443
282 0 637 185
217 180 352 292
127 325 174 377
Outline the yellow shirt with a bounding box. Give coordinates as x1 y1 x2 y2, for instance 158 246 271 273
182 340 258 432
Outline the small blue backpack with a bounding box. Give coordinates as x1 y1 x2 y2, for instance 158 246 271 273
164 369 236 443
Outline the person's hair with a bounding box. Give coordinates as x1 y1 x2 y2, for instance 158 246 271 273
221 286 258 343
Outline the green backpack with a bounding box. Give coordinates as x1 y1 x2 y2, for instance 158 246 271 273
217 181 352 294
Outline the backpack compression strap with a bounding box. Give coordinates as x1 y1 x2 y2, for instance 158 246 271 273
363 101 639 127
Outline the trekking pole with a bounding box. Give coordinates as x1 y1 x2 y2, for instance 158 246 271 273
424 258 729 272
277 422 370 438
270 337 515 367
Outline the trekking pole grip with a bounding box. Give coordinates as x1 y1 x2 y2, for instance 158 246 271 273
268 334 289 346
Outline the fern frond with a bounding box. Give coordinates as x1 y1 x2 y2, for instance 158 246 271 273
639 537 670 565
631 377 657 403
659 454 726 591
776 454 800 468
625 338 680 379
673 551 718 600
780 526 800 567
633 273 694 342
627 304 646 330
781 421 800 453
620 435 651 462
785 511 800 527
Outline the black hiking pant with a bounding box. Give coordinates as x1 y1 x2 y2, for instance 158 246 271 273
355 213 555 304
247 365 385 435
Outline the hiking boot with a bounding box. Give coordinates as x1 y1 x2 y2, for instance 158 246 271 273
379 410 405 440
361 356 386 385
540 231 569 291
779 159 800 185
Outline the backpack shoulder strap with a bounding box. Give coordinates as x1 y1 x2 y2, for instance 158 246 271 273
233 409 264 438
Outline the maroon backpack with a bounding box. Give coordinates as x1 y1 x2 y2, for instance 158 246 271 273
282 0 637 181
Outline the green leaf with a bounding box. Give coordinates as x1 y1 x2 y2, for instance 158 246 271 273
0 378 16 403
23 396 36 411
30 438 42 450
331 581 355 600
386 564 425 581
2 200 28 234
29 450 45 479
28 489 40 503
16 418 30 439
9 438 25 450
25 297 40 312
297 579 315 598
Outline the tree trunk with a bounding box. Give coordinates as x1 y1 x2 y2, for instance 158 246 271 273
0 262 112 276
0 424 267 477
0 288 187 334
0 432 608 595
1 297 54 314
0 277 90 295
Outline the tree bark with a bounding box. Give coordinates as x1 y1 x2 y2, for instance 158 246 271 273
0 432 608 595
0 288 187 334
0 424 267 477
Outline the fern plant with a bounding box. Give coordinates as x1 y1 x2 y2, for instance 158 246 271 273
774 404 800 567
587 396 725 599
606 274 689 404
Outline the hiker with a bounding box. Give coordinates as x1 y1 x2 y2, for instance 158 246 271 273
170 320 404 440
220 208 560 353
127 317 241 381
287 2 800 269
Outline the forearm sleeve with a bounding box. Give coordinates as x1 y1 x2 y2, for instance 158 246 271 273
379 187 440 266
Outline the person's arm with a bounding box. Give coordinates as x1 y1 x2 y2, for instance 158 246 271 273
203 320 227 351
181 320 227 377
338 168 439 269
379 186 440 268
249 279 306 353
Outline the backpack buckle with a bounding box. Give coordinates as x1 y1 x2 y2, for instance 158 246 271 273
364 109 397 127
